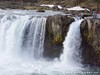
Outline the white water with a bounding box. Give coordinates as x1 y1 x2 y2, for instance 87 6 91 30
60 19 83 67
22 17 46 59
0 9 63 17
0 15 46 61
0 10 84 75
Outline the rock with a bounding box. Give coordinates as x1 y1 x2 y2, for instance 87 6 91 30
36 9 45 12
43 15 74 58
80 13 92 18
80 18 100 66
52 5 60 11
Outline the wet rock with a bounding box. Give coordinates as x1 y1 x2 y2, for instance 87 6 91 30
36 9 45 12
52 5 60 11
44 14 74 58
80 18 100 66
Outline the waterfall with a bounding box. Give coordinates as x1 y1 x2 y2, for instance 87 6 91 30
0 15 46 60
60 19 83 67
22 17 47 59
0 12 84 74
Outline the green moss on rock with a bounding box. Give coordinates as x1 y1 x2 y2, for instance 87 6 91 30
52 33 63 44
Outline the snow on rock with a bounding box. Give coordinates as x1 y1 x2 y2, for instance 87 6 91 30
40 4 63 9
67 6 90 11
57 5 63 9
40 4 55 8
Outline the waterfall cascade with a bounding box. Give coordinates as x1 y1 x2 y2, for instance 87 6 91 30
0 15 46 60
60 19 83 67
0 11 84 74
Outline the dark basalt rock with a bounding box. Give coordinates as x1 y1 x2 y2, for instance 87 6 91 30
44 14 74 59
80 18 100 66
36 9 45 12
52 5 60 11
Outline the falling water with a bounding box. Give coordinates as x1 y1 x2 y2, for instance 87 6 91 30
0 9 87 75
0 15 46 60
22 17 46 59
60 19 83 67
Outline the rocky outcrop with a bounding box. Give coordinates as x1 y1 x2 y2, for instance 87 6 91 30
36 9 45 12
52 5 60 11
43 15 74 58
80 18 100 66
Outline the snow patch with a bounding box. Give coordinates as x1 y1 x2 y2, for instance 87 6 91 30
41 4 55 8
57 5 63 9
67 6 90 11
40 4 63 9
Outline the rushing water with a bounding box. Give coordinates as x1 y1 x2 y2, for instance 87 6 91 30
60 19 83 67
22 17 46 59
0 9 99 75
0 15 46 60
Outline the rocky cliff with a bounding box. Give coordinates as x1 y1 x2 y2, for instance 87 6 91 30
44 15 100 66
44 15 74 58
80 18 100 66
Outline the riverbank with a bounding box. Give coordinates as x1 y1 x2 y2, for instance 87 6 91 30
0 1 99 11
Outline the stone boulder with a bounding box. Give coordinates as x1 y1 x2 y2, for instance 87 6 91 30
43 15 74 58
80 18 100 66
52 5 60 11
36 9 45 12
